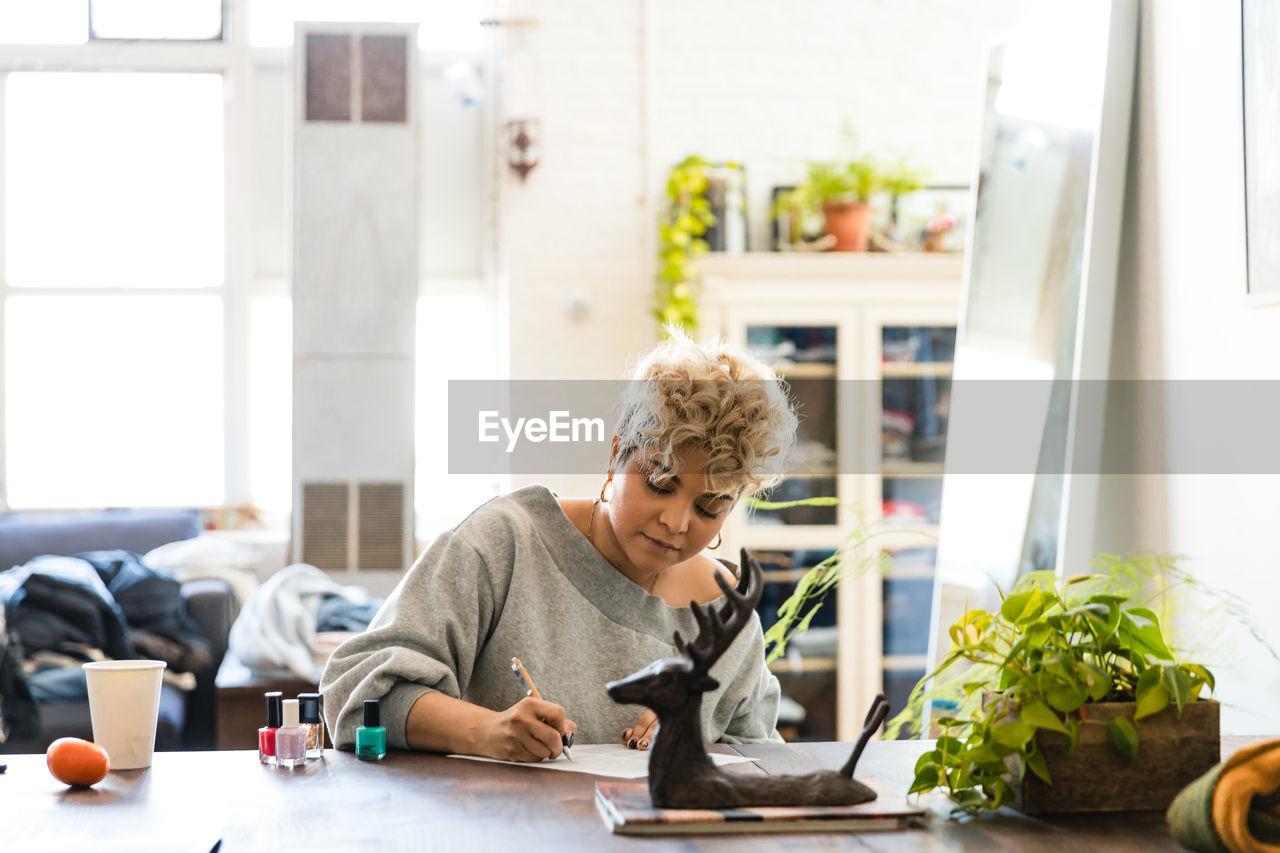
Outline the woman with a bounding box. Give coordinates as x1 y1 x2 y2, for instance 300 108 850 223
320 332 798 761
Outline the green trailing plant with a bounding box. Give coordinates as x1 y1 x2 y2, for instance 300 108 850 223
749 496 932 664
654 155 716 335
893 557 1218 815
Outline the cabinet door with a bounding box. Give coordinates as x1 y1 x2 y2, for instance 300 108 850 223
714 311 850 741
849 309 957 738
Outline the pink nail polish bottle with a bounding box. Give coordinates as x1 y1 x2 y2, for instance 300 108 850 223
258 691 282 765
275 698 308 769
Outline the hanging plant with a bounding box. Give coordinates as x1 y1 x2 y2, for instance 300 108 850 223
654 155 716 336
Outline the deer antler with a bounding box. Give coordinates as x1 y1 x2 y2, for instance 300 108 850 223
840 693 890 777
672 548 763 674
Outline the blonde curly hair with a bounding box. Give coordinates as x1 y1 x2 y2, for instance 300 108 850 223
612 329 798 498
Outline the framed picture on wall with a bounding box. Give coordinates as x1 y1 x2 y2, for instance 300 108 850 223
1243 0 1280 297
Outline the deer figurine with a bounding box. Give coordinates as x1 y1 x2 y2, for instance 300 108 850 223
606 548 890 809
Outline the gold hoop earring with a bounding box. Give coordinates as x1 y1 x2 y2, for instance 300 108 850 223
709 532 722 550
599 477 612 503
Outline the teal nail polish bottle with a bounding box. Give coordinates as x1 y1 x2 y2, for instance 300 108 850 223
356 699 386 761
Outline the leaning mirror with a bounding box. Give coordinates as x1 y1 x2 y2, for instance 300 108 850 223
927 0 1139 670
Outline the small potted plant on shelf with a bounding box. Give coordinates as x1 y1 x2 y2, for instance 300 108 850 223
782 134 927 252
788 158 882 252
892 555 1223 815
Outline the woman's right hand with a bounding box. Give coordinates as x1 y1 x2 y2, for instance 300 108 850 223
473 696 576 762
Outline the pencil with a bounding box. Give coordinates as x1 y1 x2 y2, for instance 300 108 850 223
510 656 574 762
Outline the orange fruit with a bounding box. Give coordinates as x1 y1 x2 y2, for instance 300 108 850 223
46 737 110 787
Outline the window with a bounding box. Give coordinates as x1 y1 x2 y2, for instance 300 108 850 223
0 0 223 44
0 1 92 45
90 0 223 41
2 72 226 508
414 292 501 536
5 73 224 289
4 295 224 508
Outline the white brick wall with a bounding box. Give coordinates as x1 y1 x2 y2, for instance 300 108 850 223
500 0 1023 384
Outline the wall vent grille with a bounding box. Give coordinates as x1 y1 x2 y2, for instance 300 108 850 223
357 481 406 570
301 481 349 571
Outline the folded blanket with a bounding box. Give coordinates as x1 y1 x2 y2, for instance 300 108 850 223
1168 738 1280 853
228 564 369 682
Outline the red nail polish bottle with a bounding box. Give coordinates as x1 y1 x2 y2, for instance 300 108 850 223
259 691 283 765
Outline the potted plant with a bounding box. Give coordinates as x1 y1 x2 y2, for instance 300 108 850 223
654 155 716 334
782 142 927 252
893 557 1222 815
789 158 882 252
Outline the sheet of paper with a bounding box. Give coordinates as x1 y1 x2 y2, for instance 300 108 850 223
446 743 757 779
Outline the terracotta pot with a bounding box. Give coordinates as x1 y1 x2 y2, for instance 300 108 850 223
1012 700 1220 814
822 201 873 252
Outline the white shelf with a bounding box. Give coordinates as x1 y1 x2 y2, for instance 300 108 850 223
882 654 929 670
873 526 941 553
698 252 964 283
769 656 837 675
773 362 837 379
881 460 946 477
737 526 843 550
881 361 953 378
762 568 818 583
885 565 936 581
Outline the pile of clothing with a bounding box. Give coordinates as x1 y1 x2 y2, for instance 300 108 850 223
0 551 208 743
228 563 382 683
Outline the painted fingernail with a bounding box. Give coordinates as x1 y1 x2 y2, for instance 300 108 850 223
568 733 575 747
629 739 637 749
562 734 569 747
639 739 648 749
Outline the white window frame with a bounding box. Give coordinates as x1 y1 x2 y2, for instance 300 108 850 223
0 17 255 512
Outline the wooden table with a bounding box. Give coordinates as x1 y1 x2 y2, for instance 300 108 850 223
3 739 1246 851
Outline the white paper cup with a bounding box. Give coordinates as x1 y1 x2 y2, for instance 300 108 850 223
82 660 167 770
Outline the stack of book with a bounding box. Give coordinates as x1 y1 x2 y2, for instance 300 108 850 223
594 781 925 836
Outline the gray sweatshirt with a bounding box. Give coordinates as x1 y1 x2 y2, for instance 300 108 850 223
320 484 782 750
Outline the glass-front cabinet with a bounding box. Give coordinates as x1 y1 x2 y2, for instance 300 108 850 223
701 253 962 742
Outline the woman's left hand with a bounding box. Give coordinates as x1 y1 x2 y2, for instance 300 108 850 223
622 709 658 750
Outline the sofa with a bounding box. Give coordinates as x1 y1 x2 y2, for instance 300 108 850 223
0 509 234 753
